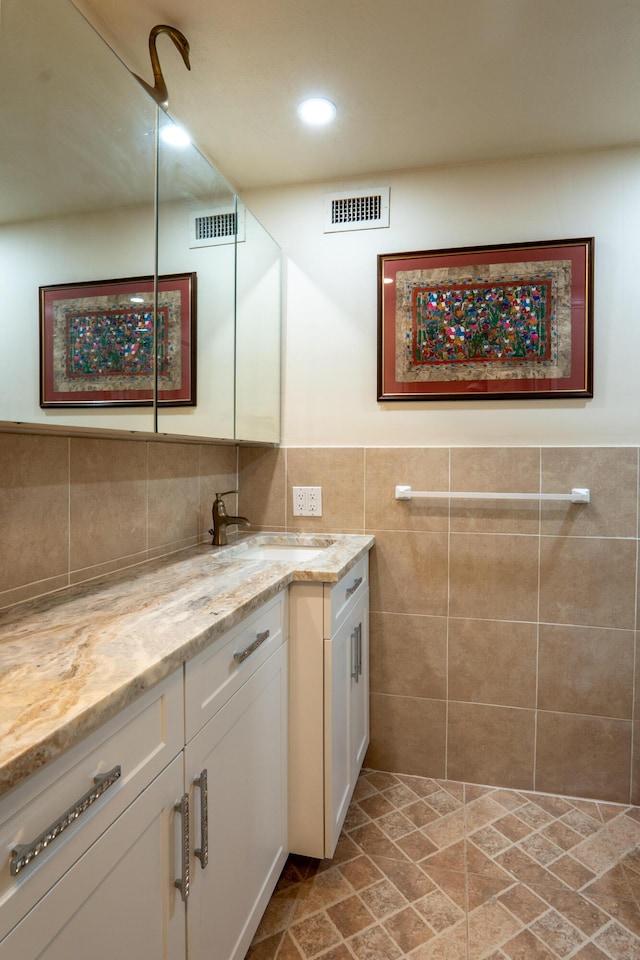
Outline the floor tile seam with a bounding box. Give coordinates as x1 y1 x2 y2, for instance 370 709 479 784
529 904 596 946
515 922 589 960
341 857 419 913
346 824 420 865
305 887 378 927
588 916 640 959
487 881 555 932
377 903 443 954
319 909 424 960
371 812 462 847
461 779 626 816
469 907 562 960
286 904 358 959
465 823 622 877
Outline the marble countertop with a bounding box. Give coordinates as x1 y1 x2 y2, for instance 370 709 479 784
0 532 373 799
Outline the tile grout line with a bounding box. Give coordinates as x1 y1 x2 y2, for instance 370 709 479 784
533 446 542 795
445 446 451 784
631 445 640 804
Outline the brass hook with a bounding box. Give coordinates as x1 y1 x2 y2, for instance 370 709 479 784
133 24 191 109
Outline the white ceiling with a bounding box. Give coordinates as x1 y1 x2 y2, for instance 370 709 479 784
75 0 640 192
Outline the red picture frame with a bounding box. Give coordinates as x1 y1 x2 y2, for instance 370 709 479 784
39 273 196 407
378 238 594 401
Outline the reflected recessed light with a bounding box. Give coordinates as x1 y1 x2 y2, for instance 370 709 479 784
383 278 394 284
160 123 191 147
297 97 337 126
130 296 146 304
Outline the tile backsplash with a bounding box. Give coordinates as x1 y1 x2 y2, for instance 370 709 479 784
239 444 640 806
0 432 237 609
1 433 638 805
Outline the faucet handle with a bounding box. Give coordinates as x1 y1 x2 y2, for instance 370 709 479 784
215 490 237 499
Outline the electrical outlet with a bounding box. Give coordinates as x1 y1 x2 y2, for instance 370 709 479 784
293 486 306 516
292 486 323 517
307 486 322 516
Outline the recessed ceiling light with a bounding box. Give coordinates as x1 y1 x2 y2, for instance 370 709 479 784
297 97 337 126
160 123 191 147
130 296 146 303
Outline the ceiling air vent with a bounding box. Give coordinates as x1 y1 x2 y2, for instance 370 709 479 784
324 187 390 233
189 205 245 248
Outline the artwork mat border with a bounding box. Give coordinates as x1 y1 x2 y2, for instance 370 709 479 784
377 238 594 401
39 272 197 408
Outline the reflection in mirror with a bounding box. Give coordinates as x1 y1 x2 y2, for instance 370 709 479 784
155 114 237 439
235 202 282 442
0 0 157 432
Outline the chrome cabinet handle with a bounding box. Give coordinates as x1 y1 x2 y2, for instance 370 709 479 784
193 769 208 869
346 576 363 599
234 629 270 664
350 627 359 682
356 622 363 678
10 765 122 877
174 793 190 902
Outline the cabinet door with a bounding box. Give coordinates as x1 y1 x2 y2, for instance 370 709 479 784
350 589 370 787
0 756 186 960
324 612 352 857
324 588 370 858
186 642 288 960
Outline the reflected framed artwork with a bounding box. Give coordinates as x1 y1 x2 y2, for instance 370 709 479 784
40 272 196 407
377 238 594 401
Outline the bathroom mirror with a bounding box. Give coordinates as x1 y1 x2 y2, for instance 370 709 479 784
155 115 237 440
0 0 157 433
0 0 281 442
235 202 282 442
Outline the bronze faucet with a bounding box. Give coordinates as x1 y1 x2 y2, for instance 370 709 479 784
209 491 250 546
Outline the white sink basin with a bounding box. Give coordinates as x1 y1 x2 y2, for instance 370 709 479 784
240 544 324 562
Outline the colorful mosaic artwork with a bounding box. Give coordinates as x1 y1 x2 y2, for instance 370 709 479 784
40 273 195 407
65 309 169 378
412 280 551 365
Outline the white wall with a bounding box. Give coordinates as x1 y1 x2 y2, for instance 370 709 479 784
244 147 640 447
0 205 156 433
0 200 237 439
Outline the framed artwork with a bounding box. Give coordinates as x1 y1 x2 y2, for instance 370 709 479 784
39 273 196 407
377 238 594 401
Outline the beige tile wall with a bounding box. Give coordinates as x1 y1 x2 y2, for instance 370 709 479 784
0 432 237 609
239 445 640 805
2 435 637 805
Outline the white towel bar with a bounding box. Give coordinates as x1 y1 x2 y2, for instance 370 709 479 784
395 485 590 504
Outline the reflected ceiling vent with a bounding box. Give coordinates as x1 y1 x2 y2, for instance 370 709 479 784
190 205 245 248
324 187 390 233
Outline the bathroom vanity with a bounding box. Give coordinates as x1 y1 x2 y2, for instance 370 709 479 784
0 534 373 960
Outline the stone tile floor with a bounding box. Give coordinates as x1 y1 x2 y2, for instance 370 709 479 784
246 769 640 960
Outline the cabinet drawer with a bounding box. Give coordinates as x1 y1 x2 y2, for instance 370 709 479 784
0 754 185 960
0 669 183 942
185 591 287 742
323 554 368 639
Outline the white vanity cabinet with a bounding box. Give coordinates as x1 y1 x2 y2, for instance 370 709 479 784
289 554 370 859
0 590 289 960
184 591 289 960
0 671 186 960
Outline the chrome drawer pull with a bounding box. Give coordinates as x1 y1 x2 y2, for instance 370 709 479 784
234 629 270 664
346 576 363 599
193 769 208 869
10 765 121 877
174 793 190 902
